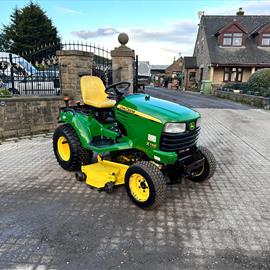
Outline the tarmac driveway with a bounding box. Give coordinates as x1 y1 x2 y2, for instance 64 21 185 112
0 87 269 269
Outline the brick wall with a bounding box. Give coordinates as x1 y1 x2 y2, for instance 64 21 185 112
0 97 63 139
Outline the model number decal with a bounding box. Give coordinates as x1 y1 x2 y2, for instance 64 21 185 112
117 105 162 123
117 104 136 114
146 142 157 148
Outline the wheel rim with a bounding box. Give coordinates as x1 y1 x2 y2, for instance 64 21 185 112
129 173 150 202
57 136 71 161
193 164 205 177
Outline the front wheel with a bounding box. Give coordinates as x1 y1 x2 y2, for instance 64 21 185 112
188 146 216 182
125 161 166 209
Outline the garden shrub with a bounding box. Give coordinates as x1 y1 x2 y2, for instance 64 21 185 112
248 68 270 95
222 82 250 93
0 88 12 97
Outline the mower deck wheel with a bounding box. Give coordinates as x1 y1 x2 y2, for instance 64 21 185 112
75 171 86 181
104 181 114 193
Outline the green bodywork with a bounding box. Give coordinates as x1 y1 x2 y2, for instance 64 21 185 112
59 94 200 165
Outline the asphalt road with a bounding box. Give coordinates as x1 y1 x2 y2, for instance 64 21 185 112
0 88 269 270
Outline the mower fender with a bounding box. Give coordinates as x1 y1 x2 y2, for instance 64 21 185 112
59 111 94 148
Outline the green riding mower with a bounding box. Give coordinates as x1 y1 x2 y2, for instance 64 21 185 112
53 75 216 209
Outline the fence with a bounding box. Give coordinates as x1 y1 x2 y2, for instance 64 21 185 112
0 52 60 96
0 42 112 96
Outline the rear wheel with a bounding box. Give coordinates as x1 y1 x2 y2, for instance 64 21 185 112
188 146 216 182
53 124 93 171
125 161 166 209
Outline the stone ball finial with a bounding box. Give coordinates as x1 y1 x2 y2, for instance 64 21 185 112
118 33 129 46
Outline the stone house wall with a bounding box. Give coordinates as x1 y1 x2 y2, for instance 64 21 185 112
193 23 211 81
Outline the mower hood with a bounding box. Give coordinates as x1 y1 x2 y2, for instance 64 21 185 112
117 94 200 124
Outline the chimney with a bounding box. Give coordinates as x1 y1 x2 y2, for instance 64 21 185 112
236 7 244 16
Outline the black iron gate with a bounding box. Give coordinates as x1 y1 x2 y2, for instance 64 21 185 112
133 54 139 93
0 42 112 96
0 51 60 96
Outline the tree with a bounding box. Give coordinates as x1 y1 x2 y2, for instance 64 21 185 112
0 32 10 51
0 2 60 56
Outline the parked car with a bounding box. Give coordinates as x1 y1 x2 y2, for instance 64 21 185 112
0 52 60 95
3 77 60 96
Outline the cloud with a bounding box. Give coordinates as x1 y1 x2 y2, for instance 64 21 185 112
57 7 84 15
69 20 198 64
72 28 119 39
161 47 181 54
129 20 197 44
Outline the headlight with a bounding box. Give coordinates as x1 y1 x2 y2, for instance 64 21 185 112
196 118 201 128
164 123 186 133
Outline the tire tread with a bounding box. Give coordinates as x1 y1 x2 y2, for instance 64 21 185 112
126 161 166 209
53 124 93 171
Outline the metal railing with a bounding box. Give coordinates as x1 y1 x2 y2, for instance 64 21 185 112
0 42 112 96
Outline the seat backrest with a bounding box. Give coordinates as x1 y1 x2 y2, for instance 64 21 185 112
80 76 107 103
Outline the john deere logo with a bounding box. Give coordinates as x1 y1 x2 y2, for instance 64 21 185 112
189 122 195 130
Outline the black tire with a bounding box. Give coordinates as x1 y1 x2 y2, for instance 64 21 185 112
188 146 216 182
125 161 166 209
53 124 93 171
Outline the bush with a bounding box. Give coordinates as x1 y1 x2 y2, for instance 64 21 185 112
222 78 270 97
222 82 250 93
0 88 12 97
248 68 270 95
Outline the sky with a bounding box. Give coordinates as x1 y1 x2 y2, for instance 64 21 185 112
1 0 270 65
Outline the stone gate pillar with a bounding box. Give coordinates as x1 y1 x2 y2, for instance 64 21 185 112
56 50 94 101
111 33 135 93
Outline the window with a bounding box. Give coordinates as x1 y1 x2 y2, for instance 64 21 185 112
223 33 233 45
232 33 243 46
223 33 243 46
223 67 243 82
262 33 270 46
189 72 196 81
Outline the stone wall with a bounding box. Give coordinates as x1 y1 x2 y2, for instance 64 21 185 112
111 34 135 92
57 50 94 101
0 97 63 140
214 90 269 109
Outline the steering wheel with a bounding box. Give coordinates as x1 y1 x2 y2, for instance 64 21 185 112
105 81 131 100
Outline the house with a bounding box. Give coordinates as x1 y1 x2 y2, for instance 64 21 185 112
183 56 198 90
150 65 167 87
185 8 270 88
150 65 168 76
165 57 184 76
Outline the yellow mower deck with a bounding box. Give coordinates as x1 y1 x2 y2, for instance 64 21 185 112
81 156 129 188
